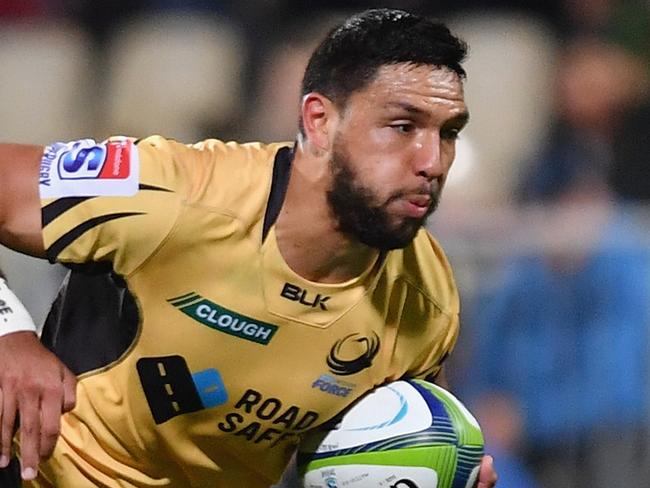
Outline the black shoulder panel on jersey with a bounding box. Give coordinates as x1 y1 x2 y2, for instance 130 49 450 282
46 212 145 263
263 146 293 241
138 183 173 193
42 197 94 227
42 184 171 228
40 269 139 376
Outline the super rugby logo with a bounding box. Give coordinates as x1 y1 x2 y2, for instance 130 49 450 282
39 138 139 198
59 142 107 179
50 139 132 180
327 332 380 376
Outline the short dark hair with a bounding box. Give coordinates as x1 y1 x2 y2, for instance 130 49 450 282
301 9 468 112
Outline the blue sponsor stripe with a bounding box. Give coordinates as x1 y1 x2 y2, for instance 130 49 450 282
191 368 228 408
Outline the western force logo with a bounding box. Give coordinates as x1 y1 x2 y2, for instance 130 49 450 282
137 356 228 424
168 293 279 345
327 332 381 376
311 374 355 397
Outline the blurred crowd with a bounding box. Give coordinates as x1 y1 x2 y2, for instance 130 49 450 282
1 1 649 488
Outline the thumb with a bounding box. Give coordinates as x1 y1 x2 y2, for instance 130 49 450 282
477 455 497 487
61 367 77 413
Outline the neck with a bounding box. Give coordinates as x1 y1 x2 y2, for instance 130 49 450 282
274 143 379 284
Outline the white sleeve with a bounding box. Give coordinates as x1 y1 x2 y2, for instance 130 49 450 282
0 278 37 336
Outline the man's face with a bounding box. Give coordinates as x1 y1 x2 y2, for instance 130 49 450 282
326 63 468 250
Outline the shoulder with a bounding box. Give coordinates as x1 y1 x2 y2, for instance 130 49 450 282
138 135 289 163
136 135 290 180
384 228 459 316
136 136 292 213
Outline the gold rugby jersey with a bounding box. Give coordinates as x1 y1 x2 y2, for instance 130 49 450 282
29 136 459 487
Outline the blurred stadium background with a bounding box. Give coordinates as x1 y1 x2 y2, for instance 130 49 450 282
0 1 648 487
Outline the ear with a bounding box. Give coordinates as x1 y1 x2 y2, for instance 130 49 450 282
300 93 339 154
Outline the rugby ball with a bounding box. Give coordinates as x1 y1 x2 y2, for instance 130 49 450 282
298 379 483 488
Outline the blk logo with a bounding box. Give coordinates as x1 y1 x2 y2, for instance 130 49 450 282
327 332 380 376
390 480 419 488
137 356 228 424
280 282 330 310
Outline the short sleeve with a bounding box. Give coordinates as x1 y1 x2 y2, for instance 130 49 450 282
39 136 197 275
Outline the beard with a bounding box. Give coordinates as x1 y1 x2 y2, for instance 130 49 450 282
326 140 440 251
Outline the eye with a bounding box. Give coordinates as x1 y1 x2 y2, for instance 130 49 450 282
441 127 461 141
390 123 414 134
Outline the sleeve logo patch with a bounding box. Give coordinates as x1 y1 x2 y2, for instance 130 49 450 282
40 138 140 198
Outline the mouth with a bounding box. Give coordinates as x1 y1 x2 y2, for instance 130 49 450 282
399 194 432 218
406 194 431 207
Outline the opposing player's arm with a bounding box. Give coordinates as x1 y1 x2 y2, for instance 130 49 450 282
0 144 77 480
0 271 76 482
0 144 46 257
0 136 203 480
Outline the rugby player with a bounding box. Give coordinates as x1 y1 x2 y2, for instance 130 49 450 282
0 9 497 487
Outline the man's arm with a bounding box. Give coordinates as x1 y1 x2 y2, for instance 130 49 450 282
0 144 46 257
0 145 76 480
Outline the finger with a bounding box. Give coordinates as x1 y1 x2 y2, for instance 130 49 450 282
477 455 498 487
61 368 77 414
39 385 63 460
0 386 17 468
18 391 40 480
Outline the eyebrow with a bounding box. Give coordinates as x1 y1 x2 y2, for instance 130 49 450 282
384 101 470 126
448 110 470 128
384 101 428 115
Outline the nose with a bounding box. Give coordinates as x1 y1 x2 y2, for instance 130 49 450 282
413 131 443 181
